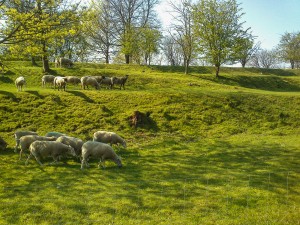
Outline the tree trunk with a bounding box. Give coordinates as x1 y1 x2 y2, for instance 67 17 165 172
105 49 109 64
125 54 130 64
31 56 38 66
290 60 295 69
215 64 220 78
185 59 190 75
42 56 50 73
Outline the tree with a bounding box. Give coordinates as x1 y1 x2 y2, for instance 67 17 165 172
192 0 252 77
108 0 159 64
278 32 300 69
162 35 184 66
84 0 117 64
249 49 278 69
3 0 82 72
235 38 260 67
169 0 195 74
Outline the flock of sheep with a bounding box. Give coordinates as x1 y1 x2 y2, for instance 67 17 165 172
7 130 126 169
14 57 129 91
15 74 129 92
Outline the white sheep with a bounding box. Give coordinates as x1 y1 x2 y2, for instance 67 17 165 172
15 76 26 91
56 135 83 157
14 130 38 152
25 140 76 166
42 75 55 88
45 131 66 138
100 76 115 89
81 141 122 169
55 57 74 68
54 76 67 91
81 76 99 90
93 131 126 148
65 76 81 85
19 135 57 160
113 75 129 90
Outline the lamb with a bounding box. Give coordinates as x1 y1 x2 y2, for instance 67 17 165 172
55 57 74 68
15 76 26 91
65 76 81 85
113 75 129 90
56 135 83 157
0 137 7 151
99 76 115 89
19 135 57 160
81 141 122 169
45 132 66 138
54 76 67 91
25 141 76 166
14 130 38 152
93 131 126 148
42 75 55 88
81 76 99 90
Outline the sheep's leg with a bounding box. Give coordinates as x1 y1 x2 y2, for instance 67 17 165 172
25 154 33 165
99 159 106 169
34 156 44 166
81 159 87 169
19 150 23 160
14 140 19 153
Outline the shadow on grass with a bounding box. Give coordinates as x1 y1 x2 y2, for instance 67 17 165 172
25 90 45 99
201 74 300 92
67 90 94 103
0 90 20 102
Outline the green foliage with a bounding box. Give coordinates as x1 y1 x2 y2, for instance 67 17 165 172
0 62 300 224
192 0 252 76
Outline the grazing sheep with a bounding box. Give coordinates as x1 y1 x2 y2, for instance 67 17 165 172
55 57 74 68
45 132 66 138
42 75 55 88
81 76 99 90
25 141 76 166
93 131 126 148
54 76 67 91
56 136 83 157
99 76 115 89
94 76 104 84
113 75 129 90
81 141 122 169
65 76 81 85
14 130 38 152
19 135 57 160
0 137 7 151
15 76 26 91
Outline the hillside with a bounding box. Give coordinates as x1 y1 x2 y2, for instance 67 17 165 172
0 62 300 224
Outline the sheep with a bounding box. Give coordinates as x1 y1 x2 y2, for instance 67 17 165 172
93 76 104 84
99 76 115 89
113 75 129 90
65 76 81 85
15 76 26 91
14 130 38 152
0 137 7 151
81 141 122 169
45 132 66 138
54 76 67 91
93 131 126 148
19 135 57 160
55 57 74 68
56 135 83 157
25 141 76 166
42 75 55 88
81 76 99 90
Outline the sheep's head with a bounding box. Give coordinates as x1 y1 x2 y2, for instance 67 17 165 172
115 157 122 168
67 146 76 157
121 140 127 148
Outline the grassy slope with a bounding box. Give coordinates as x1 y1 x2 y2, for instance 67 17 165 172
0 62 300 224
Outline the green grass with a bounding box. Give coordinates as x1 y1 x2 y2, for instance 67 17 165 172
0 61 300 224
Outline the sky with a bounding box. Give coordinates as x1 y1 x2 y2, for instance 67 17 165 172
156 0 300 50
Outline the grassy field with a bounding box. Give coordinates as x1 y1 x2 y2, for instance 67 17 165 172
0 61 300 224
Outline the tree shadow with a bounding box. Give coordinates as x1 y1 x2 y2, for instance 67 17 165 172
0 90 20 102
25 90 45 99
67 90 94 103
0 76 13 83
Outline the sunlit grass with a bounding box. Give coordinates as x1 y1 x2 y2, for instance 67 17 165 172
0 62 299 224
